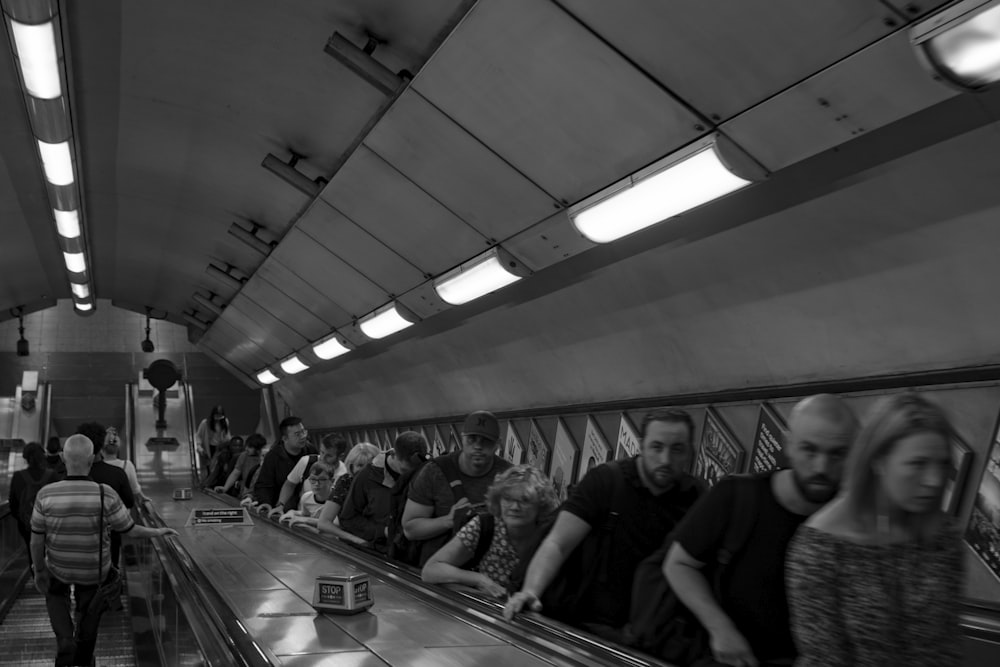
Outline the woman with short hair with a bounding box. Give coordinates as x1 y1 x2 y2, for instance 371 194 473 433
422 465 559 598
786 393 962 666
316 442 379 544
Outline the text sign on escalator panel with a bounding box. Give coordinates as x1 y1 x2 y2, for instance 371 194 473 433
185 507 254 527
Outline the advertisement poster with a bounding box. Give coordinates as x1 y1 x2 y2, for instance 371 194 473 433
432 426 448 457
526 419 551 473
580 416 612 482
378 429 392 450
943 437 972 516
694 407 745 487
504 422 524 465
616 413 640 460
749 403 787 474
966 429 1000 582
551 419 579 500
448 425 462 452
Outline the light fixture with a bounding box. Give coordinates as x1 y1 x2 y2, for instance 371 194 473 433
63 251 85 273
14 307 29 357
54 208 80 238
9 19 61 99
280 354 309 374
256 369 280 385
261 152 324 197
206 263 247 290
192 292 224 316
70 283 88 298
324 32 403 96
568 134 761 244
228 221 276 256
358 302 417 339
434 246 527 306
911 0 1000 91
75 301 92 312
313 333 351 360
37 139 74 186
141 307 154 353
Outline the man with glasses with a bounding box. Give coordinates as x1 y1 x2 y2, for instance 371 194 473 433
253 417 316 512
268 434 348 519
402 411 512 565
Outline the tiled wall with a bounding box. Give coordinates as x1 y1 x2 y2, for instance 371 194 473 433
0 299 198 354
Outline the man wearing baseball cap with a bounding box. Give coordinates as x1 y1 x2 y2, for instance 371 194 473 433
402 410 512 565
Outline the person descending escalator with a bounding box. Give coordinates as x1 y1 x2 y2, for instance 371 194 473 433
9 442 59 573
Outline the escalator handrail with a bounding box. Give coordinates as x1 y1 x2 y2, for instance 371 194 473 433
136 498 279 667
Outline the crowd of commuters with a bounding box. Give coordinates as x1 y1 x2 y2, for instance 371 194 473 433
8 392 965 666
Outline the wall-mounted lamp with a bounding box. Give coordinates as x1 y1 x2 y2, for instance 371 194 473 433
182 310 211 331
279 354 309 375
13 307 29 356
358 301 419 340
312 331 352 360
911 0 1000 91
434 246 530 306
228 221 276 256
324 32 405 96
192 291 224 316
568 134 764 244
206 263 247 290
141 307 154 353
262 151 326 198
256 368 280 385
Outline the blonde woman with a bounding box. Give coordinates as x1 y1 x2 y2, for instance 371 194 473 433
786 393 962 666
316 442 379 545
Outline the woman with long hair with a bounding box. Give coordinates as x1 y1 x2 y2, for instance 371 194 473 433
316 442 379 544
196 404 230 474
786 393 962 666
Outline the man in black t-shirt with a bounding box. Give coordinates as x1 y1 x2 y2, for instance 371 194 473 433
664 394 858 666
504 408 704 636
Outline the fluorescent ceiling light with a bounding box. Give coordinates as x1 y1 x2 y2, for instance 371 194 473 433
256 369 279 385
70 283 89 298
54 208 80 238
570 137 753 244
313 335 350 360
280 355 309 375
75 301 92 311
434 247 523 305
37 140 74 186
913 0 1000 90
359 303 414 339
63 251 85 273
10 20 62 99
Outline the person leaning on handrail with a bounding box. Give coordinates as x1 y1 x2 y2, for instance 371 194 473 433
316 442 379 545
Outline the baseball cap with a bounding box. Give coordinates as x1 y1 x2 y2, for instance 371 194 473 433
462 411 500 442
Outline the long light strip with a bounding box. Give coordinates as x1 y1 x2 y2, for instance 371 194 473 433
256 369 280 385
63 251 85 273
570 139 753 244
313 335 351 360
359 303 414 339
914 0 1000 90
434 247 523 306
75 301 92 311
280 355 309 375
54 208 80 238
9 20 61 99
37 139 74 186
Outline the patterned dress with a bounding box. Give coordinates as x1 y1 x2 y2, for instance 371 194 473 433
786 524 963 667
457 515 519 588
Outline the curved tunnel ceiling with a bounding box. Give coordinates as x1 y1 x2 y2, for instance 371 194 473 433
1 0 993 390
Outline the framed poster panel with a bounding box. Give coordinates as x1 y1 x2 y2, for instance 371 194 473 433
966 427 1000 583
616 413 640 460
749 403 787 474
448 424 462 452
694 407 745 487
504 421 525 465
943 437 972 516
551 419 579 501
580 415 612 482
378 428 392 450
526 419 551 474
428 425 448 457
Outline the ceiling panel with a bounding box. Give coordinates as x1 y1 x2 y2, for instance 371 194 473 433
229 293 309 352
413 0 702 206
364 90 561 241
881 1 951 19
560 0 897 121
269 227 395 320
722 31 955 172
200 319 275 371
320 146 489 276
255 259 354 328
214 300 293 359
241 274 332 342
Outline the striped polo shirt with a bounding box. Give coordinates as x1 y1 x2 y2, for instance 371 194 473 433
30 476 134 585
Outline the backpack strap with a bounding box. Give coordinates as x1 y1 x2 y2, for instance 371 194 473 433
467 513 495 571
302 454 319 480
433 453 466 504
591 460 630 585
715 474 764 578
